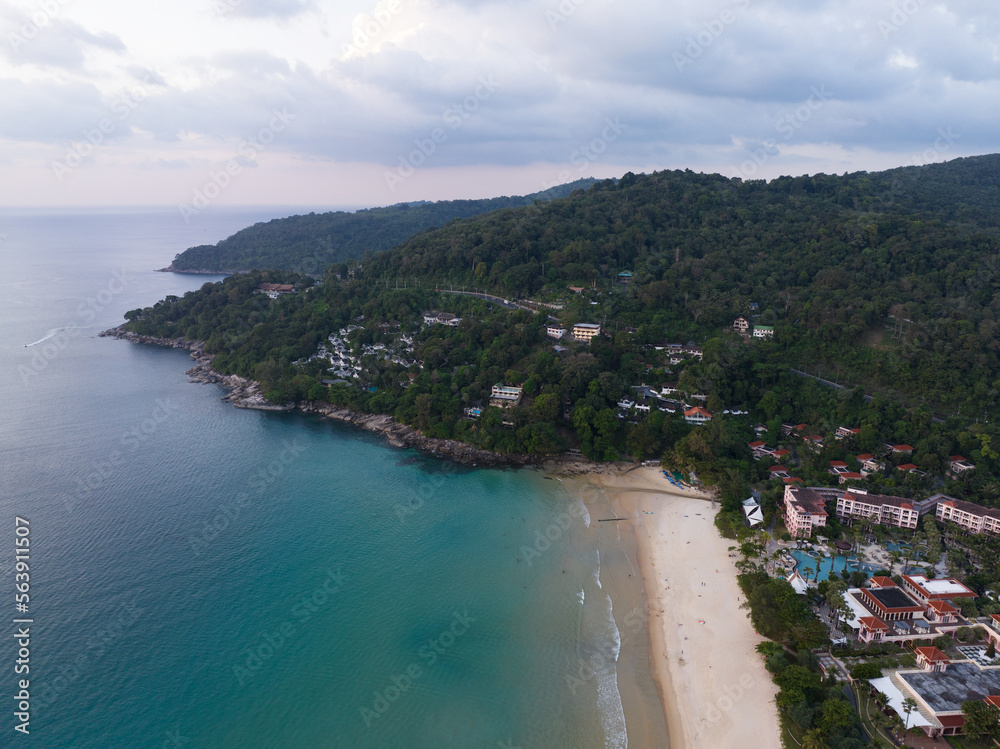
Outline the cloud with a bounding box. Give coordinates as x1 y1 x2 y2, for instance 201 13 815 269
0 4 125 71
224 0 318 19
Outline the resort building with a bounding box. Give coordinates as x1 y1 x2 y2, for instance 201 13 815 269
683 406 713 425
423 311 461 327
546 325 566 339
900 574 977 606
732 316 751 336
835 426 861 441
489 383 523 409
782 486 828 537
870 657 1000 738
949 455 975 474
834 488 938 530
935 497 1000 535
752 325 774 339
843 574 973 647
856 454 884 475
258 283 295 299
572 323 602 342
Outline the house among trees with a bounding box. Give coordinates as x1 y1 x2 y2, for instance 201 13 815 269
572 323 601 342
949 455 976 474
489 383 522 408
752 325 774 339
546 325 566 339
835 426 861 440
683 406 712 424
732 316 751 336
257 283 295 299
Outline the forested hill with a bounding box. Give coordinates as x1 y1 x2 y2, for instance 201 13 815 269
165 177 598 273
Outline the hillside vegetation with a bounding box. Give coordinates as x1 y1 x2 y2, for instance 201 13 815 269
167 178 597 272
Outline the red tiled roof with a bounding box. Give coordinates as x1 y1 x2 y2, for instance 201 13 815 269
769 465 787 473
748 441 766 448
840 472 864 480
927 599 958 614
773 449 791 457
859 616 889 631
915 646 950 662
951 455 967 462
869 576 897 588
830 461 848 468
891 444 914 451
898 463 918 471
856 453 874 461
985 696 1000 709
783 477 803 484
684 407 713 418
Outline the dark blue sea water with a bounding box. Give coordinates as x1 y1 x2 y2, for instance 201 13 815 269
0 209 628 748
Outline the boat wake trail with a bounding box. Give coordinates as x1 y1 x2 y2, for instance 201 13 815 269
24 326 88 347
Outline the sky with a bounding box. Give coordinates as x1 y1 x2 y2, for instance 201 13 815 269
0 0 998 209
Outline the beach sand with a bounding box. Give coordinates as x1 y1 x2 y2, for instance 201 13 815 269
563 465 781 749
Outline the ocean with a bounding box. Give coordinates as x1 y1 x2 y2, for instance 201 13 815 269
0 208 639 748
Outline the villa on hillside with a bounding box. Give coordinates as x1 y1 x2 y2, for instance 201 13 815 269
732 316 751 336
489 383 522 409
572 323 601 342
546 325 566 339
683 406 712 424
935 497 1000 535
835 426 862 440
949 455 976 475
753 325 774 339
258 283 295 299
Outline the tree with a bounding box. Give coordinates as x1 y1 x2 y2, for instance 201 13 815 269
901 696 918 737
817 698 854 732
962 699 1000 743
800 729 830 749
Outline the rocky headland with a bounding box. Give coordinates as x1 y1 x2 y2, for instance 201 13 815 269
100 325 545 468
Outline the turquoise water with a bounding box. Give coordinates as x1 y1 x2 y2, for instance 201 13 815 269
0 210 625 748
791 550 875 580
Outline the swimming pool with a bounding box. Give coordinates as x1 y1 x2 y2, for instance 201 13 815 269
791 549 877 581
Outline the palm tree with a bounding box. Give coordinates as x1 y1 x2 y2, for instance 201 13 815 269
873 690 889 712
902 696 918 737
800 729 830 749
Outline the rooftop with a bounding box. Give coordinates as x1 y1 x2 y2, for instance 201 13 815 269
865 586 923 611
900 661 1000 713
904 575 977 599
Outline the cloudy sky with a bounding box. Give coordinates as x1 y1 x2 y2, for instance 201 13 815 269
1 0 997 208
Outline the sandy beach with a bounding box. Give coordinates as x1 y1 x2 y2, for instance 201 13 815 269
564 465 781 749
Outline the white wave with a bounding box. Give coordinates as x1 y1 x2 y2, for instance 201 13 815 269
25 325 87 347
596 593 627 749
594 549 602 590
578 588 585 605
